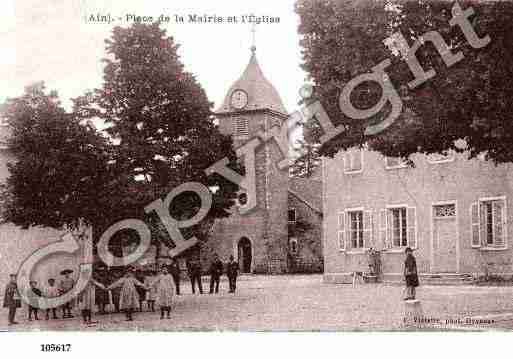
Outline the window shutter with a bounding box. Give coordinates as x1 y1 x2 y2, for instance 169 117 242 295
479 202 487 246
353 151 363 171
363 210 372 248
379 209 388 249
470 202 480 247
386 209 393 249
338 212 346 251
407 207 417 249
493 200 505 248
343 153 350 173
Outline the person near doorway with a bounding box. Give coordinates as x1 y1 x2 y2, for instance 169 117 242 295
404 247 419 300
3 274 21 325
59 269 75 318
186 258 203 294
44 278 59 320
168 258 181 295
209 254 224 294
226 255 239 293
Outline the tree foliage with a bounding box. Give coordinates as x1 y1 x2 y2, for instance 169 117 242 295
2 22 240 250
296 0 513 163
290 139 321 178
0 82 111 229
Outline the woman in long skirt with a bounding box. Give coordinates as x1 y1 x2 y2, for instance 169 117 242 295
78 279 107 325
151 267 175 319
108 270 147 321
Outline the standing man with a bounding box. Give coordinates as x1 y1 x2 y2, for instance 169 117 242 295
186 257 203 294
3 274 21 325
208 254 224 294
226 255 239 293
168 258 181 295
59 269 75 318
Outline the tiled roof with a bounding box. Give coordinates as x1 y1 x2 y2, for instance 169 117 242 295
215 50 287 115
288 177 322 213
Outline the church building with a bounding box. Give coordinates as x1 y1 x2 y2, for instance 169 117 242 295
201 46 323 274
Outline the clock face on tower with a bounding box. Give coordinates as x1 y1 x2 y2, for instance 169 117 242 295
230 89 248 110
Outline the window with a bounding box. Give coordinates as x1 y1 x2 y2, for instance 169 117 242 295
288 209 296 223
348 211 364 249
391 207 407 247
234 117 249 139
471 197 507 248
343 150 363 173
427 152 455 164
433 204 456 218
385 156 407 169
338 209 372 251
380 206 417 249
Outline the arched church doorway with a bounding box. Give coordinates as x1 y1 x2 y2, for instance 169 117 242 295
237 237 252 273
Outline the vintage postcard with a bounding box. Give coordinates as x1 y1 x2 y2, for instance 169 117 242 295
1 1 513 351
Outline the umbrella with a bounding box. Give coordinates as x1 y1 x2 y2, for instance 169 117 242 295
60 269 73 275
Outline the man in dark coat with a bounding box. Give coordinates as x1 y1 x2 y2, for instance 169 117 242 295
186 258 203 294
168 258 181 295
404 247 419 300
3 274 21 325
209 254 224 294
226 255 239 293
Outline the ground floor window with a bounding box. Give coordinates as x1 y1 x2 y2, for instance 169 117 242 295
348 210 364 249
380 206 416 249
471 197 506 248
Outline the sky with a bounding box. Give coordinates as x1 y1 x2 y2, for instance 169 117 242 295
0 0 307 116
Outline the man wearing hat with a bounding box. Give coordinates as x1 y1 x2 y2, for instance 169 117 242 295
3 274 21 325
59 270 75 318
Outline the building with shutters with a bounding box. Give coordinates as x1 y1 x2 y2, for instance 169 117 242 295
322 147 513 283
200 46 323 274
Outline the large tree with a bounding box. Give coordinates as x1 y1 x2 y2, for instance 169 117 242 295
296 0 513 163
74 23 240 249
0 82 111 229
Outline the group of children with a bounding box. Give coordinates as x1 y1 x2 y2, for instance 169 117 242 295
2 271 76 325
3 265 179 326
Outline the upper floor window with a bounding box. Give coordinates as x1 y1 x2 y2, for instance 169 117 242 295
471 197 507 249
234 117 249 139
343 150 363 174
288 209 296 224
427 152 454 164
385 156 407 169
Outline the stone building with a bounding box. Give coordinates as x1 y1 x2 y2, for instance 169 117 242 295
323 148 513 283
202 48 323 274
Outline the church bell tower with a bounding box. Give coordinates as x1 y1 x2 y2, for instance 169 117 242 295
208 42 290 274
